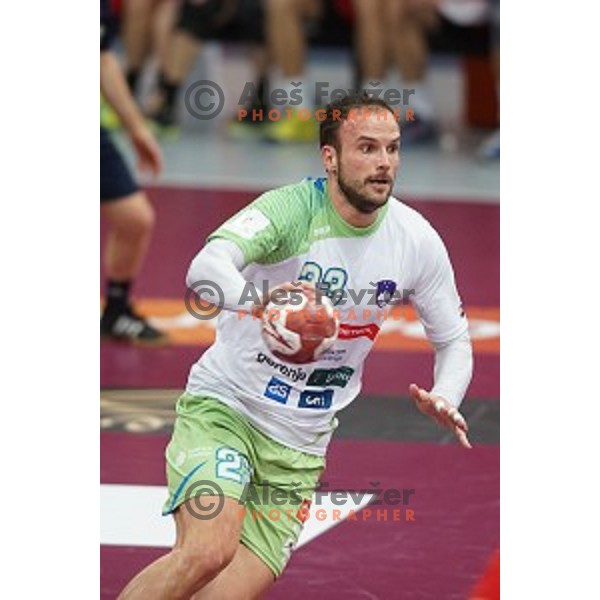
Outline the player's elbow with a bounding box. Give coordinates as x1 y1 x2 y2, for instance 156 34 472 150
186 251 206 289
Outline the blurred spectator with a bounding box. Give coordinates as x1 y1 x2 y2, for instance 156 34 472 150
263 0 439 144
101 0 165 343
477 0 499 159
380 0 439 143
148 0 268 136
263 0 323 142
122 0 180 98
100 0 179 130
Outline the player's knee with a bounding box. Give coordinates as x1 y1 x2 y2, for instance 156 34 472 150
137 201 156 234
177 540 236 584
120 197 156 238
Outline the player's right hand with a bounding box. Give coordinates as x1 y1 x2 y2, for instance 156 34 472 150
130 125 163 177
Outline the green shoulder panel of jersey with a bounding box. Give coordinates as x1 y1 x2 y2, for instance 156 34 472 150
207 179 329 265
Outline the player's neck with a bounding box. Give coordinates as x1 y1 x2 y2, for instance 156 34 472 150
328 179 380 228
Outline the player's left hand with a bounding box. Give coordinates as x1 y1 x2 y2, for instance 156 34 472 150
409 383 472 449
130 125 163 177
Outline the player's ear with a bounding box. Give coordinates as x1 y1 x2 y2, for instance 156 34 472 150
321 145 338 175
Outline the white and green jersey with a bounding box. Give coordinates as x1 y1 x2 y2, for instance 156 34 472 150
186 178 467 455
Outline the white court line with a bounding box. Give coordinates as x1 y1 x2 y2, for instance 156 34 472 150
100 484 376 549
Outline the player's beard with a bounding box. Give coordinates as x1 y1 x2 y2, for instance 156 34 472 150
336 164 393 215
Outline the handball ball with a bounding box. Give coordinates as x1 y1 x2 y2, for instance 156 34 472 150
261 288 339 364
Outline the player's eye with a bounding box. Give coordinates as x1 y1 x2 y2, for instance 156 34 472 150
387 144 399 154
360 145 374 154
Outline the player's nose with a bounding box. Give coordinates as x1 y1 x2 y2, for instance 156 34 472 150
376 149 392 170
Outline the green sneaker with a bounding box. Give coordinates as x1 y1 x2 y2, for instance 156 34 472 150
226 104 268 140
148 104 180 139
264 108 318 144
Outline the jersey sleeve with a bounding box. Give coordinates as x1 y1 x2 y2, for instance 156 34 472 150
207 184 311 265
411 226 468 345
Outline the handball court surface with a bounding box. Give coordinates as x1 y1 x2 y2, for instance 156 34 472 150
101 184 499 599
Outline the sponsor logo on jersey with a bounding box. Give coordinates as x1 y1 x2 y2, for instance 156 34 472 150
222 208 271 240
256 352 307 383
313 225 331 237
298 390 334 409
338 323 380 341
264 377 292 404
374 279 398 308
306 366 354 388
320 348 348 363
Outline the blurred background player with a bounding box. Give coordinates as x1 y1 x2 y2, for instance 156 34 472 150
263 0 323 142
101 0 179 129
122 0 180 100
101 0 165 342
147 0 269 137
478 0 499 158
379 0 439 143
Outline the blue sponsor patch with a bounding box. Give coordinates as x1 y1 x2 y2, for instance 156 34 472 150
264 377 292 404
298 389 334 409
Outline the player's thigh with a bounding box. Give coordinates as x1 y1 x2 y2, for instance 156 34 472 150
237 429 325 578
190 543 275 600
164 394 254 539
165 396 256 573
173 495 244 563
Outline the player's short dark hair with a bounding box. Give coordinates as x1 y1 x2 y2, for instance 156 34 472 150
319 93 398 151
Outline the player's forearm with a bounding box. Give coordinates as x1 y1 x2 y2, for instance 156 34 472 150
186 240 260 311
430 331 473 407
100 51 146 134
